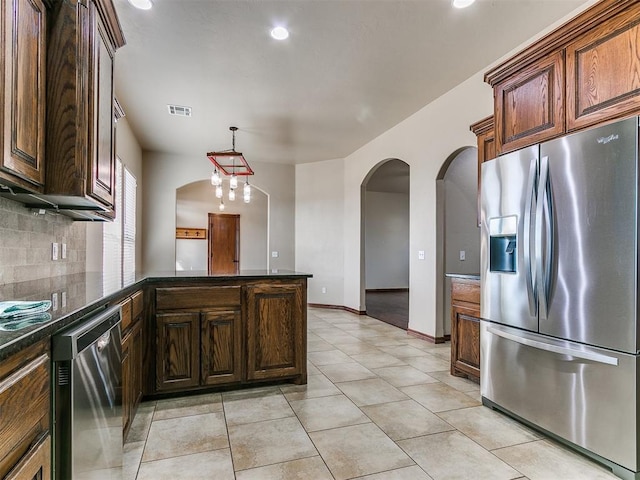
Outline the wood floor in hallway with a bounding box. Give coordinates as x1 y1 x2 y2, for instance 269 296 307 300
365 290 409 330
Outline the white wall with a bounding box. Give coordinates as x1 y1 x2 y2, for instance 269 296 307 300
365 191 409 289
296 2 596 338
142 155 294 273
343 74 492 336
175 180 268 271
86 117 143 273
295 158 344 305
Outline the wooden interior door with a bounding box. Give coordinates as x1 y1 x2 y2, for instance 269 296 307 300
208 214 240 274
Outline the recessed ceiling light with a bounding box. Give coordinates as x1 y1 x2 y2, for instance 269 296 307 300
452 0 475 8
128 0 153 10
270 26 289 40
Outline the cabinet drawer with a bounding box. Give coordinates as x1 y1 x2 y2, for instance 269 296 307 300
156 286 241 310
121 297 133 332
451 280 480 306
0 354 49 474
132 290 144 319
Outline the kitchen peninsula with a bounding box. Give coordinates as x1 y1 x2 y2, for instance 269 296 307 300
0 270 310 477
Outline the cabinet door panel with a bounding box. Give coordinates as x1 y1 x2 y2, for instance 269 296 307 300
4 434 50 480
156 313 199 391
87 10 116 208
0 354 49 470
451 305 480 381
567 4 640 130
495 51 565 153
201 310 242 385
246 284 303 380
1 0 46 190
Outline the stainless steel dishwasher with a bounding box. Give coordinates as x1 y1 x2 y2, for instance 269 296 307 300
52 305 122 479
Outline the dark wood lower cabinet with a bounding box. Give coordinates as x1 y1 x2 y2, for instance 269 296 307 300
153 277 308 395
0 342 50 479
122 291 145 440
450 277 481 382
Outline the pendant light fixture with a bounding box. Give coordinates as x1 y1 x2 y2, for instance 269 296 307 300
207 127 254 204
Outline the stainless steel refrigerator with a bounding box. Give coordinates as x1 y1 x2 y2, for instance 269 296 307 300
480 116 639 480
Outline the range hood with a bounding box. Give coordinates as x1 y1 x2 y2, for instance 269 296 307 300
0 184 111 221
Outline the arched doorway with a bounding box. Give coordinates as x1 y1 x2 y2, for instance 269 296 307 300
175 179 269 271
361 159 410 329
435 147 480 338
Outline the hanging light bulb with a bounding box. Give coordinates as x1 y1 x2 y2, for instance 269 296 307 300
229 188 236 201
243 179 251 196
211 168 221 186
215 185 223 198
230 173 238 190
219 199 225 211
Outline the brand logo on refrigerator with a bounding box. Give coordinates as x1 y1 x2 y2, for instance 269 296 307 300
597 134 619 144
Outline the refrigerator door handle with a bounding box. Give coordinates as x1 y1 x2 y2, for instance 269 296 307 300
536 156 550 319
487 326 619 366
523 157 538 316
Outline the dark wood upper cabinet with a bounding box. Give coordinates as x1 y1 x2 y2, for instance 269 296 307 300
46 0 125 213
485 0 640 153
493 51 565 154
0 0 48 192
470 115 495 227
566 2 640 131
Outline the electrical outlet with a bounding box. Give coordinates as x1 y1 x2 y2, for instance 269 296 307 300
418 250 425 260
459 250 466 261
51 292 59 311
271 251 279 258
52 243 59 261
61 243 67 259
321 287 327 294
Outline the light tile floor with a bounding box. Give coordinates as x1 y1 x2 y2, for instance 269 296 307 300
124 307 619 480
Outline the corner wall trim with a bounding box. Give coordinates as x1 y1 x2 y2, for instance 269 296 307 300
407 328 449 344
308 303 366 315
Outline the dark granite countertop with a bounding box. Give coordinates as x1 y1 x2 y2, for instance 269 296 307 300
0 269 312 360
445 273 481 280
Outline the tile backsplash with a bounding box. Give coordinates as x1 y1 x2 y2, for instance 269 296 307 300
0 196 86 285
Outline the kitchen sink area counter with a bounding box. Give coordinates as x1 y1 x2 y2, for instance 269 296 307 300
0 270 311 361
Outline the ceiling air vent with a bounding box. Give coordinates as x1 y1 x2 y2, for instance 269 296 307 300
168 104 192 117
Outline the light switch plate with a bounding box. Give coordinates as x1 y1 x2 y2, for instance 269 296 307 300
61 291 67 308
51 292 59 311
61 243 67 259
459 250 466 261
52 243 59 261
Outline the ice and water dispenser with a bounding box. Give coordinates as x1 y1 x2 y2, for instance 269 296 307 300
489 216 517 273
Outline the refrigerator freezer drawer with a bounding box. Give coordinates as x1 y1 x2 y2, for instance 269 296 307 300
481 321 638 473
